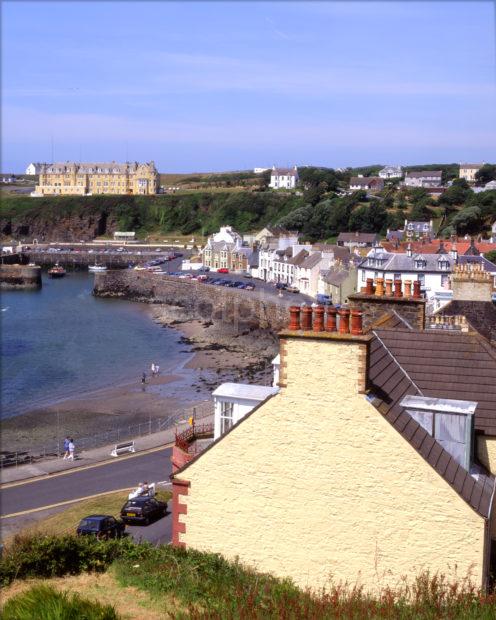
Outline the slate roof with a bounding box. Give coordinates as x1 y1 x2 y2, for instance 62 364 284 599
40 161 155 174
405 170 442 178
361 248 453 273
373 328 496 436
287 249 309 266
368 330 496 518
320 269 351 287
272 168 298 177
349 176 383 187
460 163 483 170
338 232 379 244
299 252 322 270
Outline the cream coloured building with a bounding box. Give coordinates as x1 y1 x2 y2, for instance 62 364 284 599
172 297 496 594
33 161 158 196
459 163 483 183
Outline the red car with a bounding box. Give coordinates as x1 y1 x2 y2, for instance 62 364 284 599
217 268 229 274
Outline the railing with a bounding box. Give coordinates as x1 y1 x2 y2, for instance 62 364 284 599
0 401 213 469
175 422 214 455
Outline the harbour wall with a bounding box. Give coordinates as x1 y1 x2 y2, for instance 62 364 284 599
0 263 42 289
93 270 290 331
23 251 148 269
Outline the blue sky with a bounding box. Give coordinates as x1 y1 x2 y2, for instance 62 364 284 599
2 1 495 172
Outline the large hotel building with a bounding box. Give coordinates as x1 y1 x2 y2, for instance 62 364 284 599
33 161 158 196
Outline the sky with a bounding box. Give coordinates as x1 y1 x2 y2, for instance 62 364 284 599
2 0 496 172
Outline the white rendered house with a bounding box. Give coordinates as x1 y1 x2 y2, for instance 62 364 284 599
269 166 299 190
25 163 43 175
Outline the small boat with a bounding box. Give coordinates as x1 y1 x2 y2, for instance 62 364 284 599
48 264 66 278
88 264 107 272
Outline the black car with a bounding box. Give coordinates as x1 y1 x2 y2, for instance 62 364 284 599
120 497 168 525
275 282 287 290
76 514 125 539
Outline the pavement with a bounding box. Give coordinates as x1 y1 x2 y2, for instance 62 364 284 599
0 413 213 544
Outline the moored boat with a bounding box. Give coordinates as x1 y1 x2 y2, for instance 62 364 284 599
48 264 66 278
88 264 107 272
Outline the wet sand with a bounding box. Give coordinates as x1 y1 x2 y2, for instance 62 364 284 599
1 307 278 454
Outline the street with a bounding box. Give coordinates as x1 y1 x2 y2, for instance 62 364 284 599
0 448 173 545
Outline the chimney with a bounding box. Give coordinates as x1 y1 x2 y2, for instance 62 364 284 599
449 243 458 261
451 263 493 301
406 244 412 257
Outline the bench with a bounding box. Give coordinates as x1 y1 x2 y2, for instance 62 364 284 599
110 441 135 457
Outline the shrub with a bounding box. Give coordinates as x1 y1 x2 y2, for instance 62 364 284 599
2 584 120 620
0 534 135 587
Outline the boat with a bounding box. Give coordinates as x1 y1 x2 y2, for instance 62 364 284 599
48 264 66 278
88 264 107 272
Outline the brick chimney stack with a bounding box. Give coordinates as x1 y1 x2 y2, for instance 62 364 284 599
349 277 426 330
451 263 493 301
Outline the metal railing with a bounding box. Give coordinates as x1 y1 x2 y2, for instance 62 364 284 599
0 401 213 469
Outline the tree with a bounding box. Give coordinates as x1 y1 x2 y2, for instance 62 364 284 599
475 164 496 185
348 202 388 233
450 206 483 236
409 201 433 221
484 250 496 264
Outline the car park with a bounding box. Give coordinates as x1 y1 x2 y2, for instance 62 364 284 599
120 497 168 525
76 515 125 539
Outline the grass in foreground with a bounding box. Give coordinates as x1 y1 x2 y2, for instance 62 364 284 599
1 534 496 619
2 584 119 620
3 489 171 543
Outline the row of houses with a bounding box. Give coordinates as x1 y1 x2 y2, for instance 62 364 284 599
200 222 496 308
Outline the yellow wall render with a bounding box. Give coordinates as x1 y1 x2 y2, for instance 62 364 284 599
178 337 485 593
477 436 496 475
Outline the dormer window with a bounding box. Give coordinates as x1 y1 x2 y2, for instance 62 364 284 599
438 258 450 271
415 259 427 269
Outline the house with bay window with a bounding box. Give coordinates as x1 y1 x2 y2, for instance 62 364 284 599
201 226 252 272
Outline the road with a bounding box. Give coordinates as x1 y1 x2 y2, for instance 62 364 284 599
0 448 173 545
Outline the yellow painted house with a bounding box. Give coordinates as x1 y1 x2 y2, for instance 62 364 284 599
171 298 496 594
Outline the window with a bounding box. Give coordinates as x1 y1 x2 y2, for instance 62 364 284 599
220 401 234 435
394 273 401 280
361 270 366 282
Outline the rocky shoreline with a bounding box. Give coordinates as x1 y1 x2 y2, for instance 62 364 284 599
0 302 278 456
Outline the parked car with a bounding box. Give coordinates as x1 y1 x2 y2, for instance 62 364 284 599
76 515 125 539
275 282 287 290
245 283 256 290
242 272 253 278
217 268 229 274
287 286 300 293
316 294 332 305
120 497 168 525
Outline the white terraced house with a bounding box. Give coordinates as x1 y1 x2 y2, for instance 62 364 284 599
378 165 403 179
269 166 299 190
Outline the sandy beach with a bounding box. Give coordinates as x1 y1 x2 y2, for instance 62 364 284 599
1 303 278 455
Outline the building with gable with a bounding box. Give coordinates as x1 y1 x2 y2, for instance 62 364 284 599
378 165 403 179
171 293 496 593
269 166 299 190
459 163 483 183
201 226 251 272
404 171 442 188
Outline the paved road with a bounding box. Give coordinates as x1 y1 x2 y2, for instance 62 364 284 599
0 448 172 517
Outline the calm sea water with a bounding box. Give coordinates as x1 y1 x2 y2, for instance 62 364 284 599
1 271 190 418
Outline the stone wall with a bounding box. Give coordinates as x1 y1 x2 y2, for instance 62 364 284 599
0 264 42 289
93 270 290 331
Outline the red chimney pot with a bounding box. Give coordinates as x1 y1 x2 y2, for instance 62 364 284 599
301 306 313 331
289 306 301 331
326 306 337 332
350 309 363 335
365 278 374 295
393 279 402 298
413 280 421 299
338 307 350 334
313 305 325 332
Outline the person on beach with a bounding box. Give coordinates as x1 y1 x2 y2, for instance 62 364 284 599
142 372 147 384
151 363 156 376
63 436 70 459
155 364 160 376
68 438 75 461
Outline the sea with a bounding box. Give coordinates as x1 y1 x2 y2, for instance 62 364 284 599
1 271 191 419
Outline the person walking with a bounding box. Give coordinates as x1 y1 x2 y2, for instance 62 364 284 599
63 436 70 459
68 438 75 461
141 372 147 384
155 364 160 376
151 363 156 376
